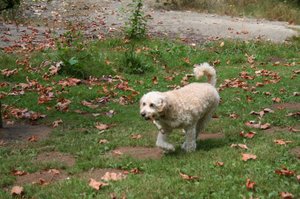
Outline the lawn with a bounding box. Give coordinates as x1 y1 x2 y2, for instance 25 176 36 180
0 31 299 198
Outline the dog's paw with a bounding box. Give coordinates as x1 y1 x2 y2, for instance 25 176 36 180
156 141 175 152
181 141 197 152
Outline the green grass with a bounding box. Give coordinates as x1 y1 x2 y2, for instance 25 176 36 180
0 35 299 198
164 0 300 24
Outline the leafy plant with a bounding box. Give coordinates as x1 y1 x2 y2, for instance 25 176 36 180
121 45 151 74
125 0 147 40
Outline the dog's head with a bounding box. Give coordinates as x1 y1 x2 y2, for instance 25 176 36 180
140 91 167 120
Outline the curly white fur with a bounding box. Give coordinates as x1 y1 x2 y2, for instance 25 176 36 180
140 63 220 152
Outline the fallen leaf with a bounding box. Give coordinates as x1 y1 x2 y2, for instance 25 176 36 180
12 170 27 176
11 186 24 196
101 172 126 181
81 100 99 109
52 119 63 128
280 192 294 199
274 139 293 145
240 131 256 139
215 161 224 167
152 76 158 85
272 97 281 103
95 123 110 131
131 134 142 139
275 168 295 176
286 112 300 117
55 99 71 112
48 169 60 175
250 110 265 117
296 175 300 182
230 144 249 150
179 172 199 181
99 139 109 144
1 69 18 77
242 153 257 161
89 178 108 190
246 178 256 190
183 57 191 64
28 135 38 142
112 150 123 156
260 123 271 130
288 127 300 132
229 113 239 119
219 41 224 47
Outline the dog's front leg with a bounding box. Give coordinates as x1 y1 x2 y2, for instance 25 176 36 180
154 121 175 151
182 125 197 152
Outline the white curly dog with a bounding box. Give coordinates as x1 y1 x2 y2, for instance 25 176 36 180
140 63 219 152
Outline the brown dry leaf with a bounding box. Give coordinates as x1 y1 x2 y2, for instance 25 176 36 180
101 172 126 181
279 192 294 199
81 100 99 109
229 113 239 119
246 178 256 190
272 97 281 103
1 69 18 77
275 168 295 176
242 153 257 161
89 178 108 190
95 123 110 131
183 57 191 64
274 139 293 145
12 170 27 176
250 110 265 117
286 112 300 117
215 161 224 167
28 135 38 142
11 186 24 196
260 123 271 130
246 54 255 64
255 82 264 87
288 127 300 132
245 121 260 129
112 150 123 156
164 76 174 81
55 99 71 112
230 144 249 150
0 140 5 146
131 134 142 139
179 172 199 181
58 78 81 87
52 119 63 128
152 76 158 85
219 41 224 47
296 175 300 182
240 131 256 139
99 139 109 144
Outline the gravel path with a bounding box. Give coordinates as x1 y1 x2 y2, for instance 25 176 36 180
0 0 299 48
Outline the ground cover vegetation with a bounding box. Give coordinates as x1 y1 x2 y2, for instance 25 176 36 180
0 29 299 198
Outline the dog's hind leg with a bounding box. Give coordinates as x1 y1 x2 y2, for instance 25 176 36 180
182 125 197 152
196 107 216 137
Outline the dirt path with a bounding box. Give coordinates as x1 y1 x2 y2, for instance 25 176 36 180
0 0 299 48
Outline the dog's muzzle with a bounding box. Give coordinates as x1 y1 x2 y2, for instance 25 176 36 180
140 112 150 120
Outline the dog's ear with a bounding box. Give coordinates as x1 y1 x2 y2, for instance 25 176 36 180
157 96 167 113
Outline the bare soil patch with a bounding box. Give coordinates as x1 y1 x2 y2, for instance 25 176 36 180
111 147 163 160
271 103 300 111
290 147 300 159
78 168 125 181
0 123 52 142
35 151 76 167
198 133 225 140
15 169 69 186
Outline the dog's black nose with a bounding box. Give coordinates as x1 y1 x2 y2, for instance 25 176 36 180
141 112 146 117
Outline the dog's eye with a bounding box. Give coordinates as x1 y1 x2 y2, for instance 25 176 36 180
142 102 146 106
150 103 155 107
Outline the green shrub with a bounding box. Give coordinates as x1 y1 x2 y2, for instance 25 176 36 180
125 0 147 40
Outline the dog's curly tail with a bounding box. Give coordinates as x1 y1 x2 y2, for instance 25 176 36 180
193 62 217 86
